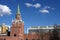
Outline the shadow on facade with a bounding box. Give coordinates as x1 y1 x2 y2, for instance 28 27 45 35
50 25 60 40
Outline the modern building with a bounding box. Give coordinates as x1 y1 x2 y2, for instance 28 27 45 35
28 26 54 34
0 4 60 40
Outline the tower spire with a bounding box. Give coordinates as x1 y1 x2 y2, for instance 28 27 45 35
16 4 21 20
17 4 20 15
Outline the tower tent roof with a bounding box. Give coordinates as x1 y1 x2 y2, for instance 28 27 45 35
16 4 20 15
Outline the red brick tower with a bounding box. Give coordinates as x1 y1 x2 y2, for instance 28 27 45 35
10 5 24 40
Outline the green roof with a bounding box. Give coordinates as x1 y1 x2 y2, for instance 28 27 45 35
16 4 20 15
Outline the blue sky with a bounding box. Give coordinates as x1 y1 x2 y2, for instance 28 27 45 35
0 0 60 33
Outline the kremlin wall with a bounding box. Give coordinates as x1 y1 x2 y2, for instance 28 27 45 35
0 5 60 40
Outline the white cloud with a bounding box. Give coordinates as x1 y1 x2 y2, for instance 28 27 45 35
33 3 41 8
25 3 54 14
44 6 51 9
42 6 54 10
0 4 11 16
25 3 41 8
25 3 32 7
39 9 49 13
39 6 54 13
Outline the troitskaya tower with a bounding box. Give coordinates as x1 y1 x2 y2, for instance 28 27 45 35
10 5 24 40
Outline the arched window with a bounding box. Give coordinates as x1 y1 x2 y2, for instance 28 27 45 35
21 39 23 40
37 39 39 40
26 38 28 40
32 39 35 40
4 39 6 40
14 34 17 37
